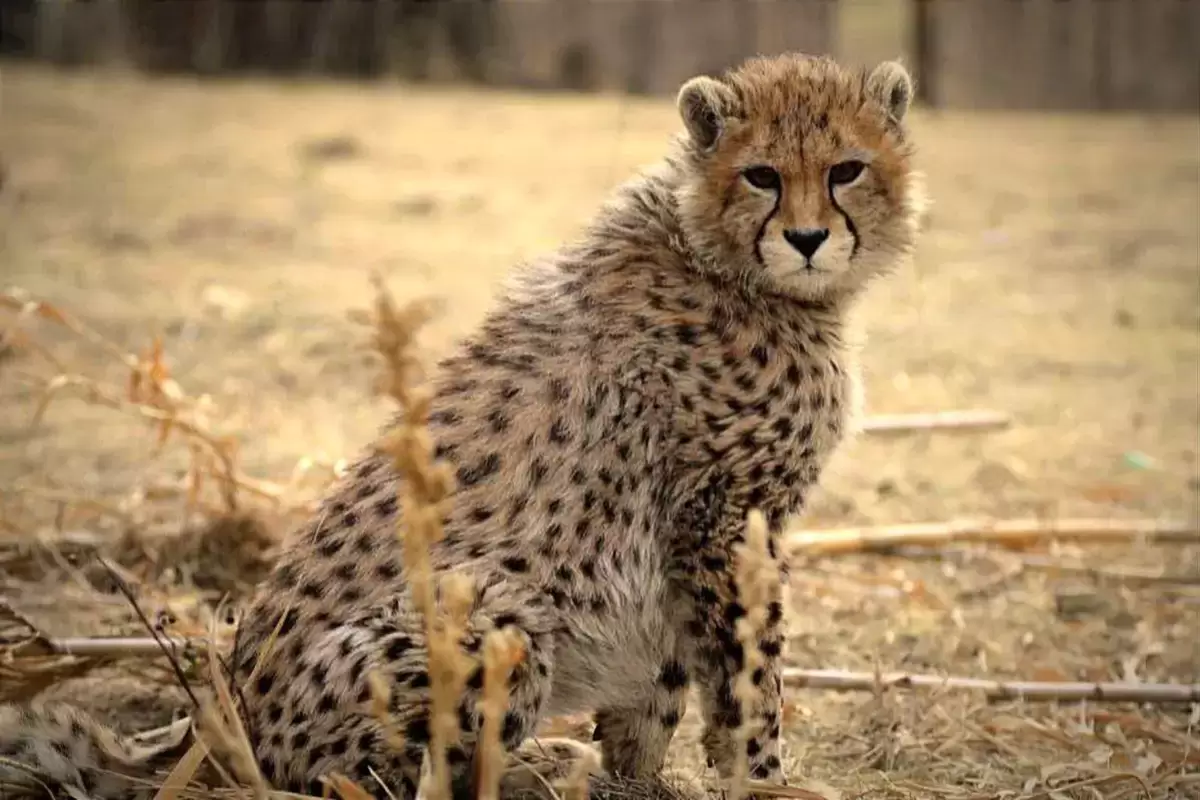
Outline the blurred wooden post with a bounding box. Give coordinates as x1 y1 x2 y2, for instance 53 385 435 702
308 0 350 75
192 0 229 74
89 0 129 68
555 0 594 90
625 0 659 94
262 0 297 72
34 0 66 63
911 0 936 108
373 0 400 79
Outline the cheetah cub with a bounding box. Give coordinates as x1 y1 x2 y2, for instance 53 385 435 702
1 52 922 799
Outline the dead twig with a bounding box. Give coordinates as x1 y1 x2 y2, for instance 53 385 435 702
1014 554 1200 586
8 635 218 660
787 517 1200 556
860 409 1011 435
783 668 1200 704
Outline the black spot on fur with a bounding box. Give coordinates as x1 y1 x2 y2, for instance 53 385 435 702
493 612 520 629
548 377 570 401
255 672 275 695
375 495 397 517
406 716 431 744
502 556 529 573
279 609 299 636
502 711 524 743
457 453 501 486
659 661 689 691
386 636 412 660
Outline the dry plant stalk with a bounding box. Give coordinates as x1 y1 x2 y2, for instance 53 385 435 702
476 627 527 800
324 773 377 800
366 276 488 800
423 572 478 800
786 517 1200 556
560 744 603 800
367 669 407 754
189 605 269 799
730 509 784 800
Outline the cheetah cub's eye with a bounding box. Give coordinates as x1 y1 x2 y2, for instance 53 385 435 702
828 160 866 186
741 166 781 192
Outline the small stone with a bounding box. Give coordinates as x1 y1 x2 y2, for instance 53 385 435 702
1054 586 1110 619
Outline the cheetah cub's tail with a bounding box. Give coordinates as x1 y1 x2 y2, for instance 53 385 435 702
0 701 192 800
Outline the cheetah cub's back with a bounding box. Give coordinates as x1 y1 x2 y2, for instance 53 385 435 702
0 52 923 800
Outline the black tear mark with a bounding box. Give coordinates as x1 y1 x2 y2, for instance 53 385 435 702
752 186 782 266
828 177 859 258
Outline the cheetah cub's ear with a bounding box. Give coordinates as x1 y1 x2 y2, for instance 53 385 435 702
866 60 914 123
676 75 739 151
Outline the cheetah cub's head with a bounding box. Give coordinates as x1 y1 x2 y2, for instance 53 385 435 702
674 53 923 302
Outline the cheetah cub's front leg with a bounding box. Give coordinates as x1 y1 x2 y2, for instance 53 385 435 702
684 515 787 788
592 655 690 779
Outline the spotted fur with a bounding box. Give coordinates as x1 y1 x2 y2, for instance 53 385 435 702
0 52 923 799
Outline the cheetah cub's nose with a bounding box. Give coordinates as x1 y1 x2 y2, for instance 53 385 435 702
783 227 830 259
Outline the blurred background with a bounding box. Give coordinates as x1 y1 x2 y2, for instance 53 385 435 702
0 2 1198 797
1 0 1198 109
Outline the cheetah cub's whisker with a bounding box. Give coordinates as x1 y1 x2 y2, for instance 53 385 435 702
0 52 923 800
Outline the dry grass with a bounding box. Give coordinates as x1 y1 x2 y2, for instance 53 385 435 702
1 62 1198 799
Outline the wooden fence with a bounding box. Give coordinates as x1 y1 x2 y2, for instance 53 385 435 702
913 0 1200 112
2 0 1197 111
0 0 838 96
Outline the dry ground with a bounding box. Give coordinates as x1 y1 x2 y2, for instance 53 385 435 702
1 63 1198 799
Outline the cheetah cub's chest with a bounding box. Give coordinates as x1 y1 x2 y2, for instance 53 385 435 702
681 328 855 530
